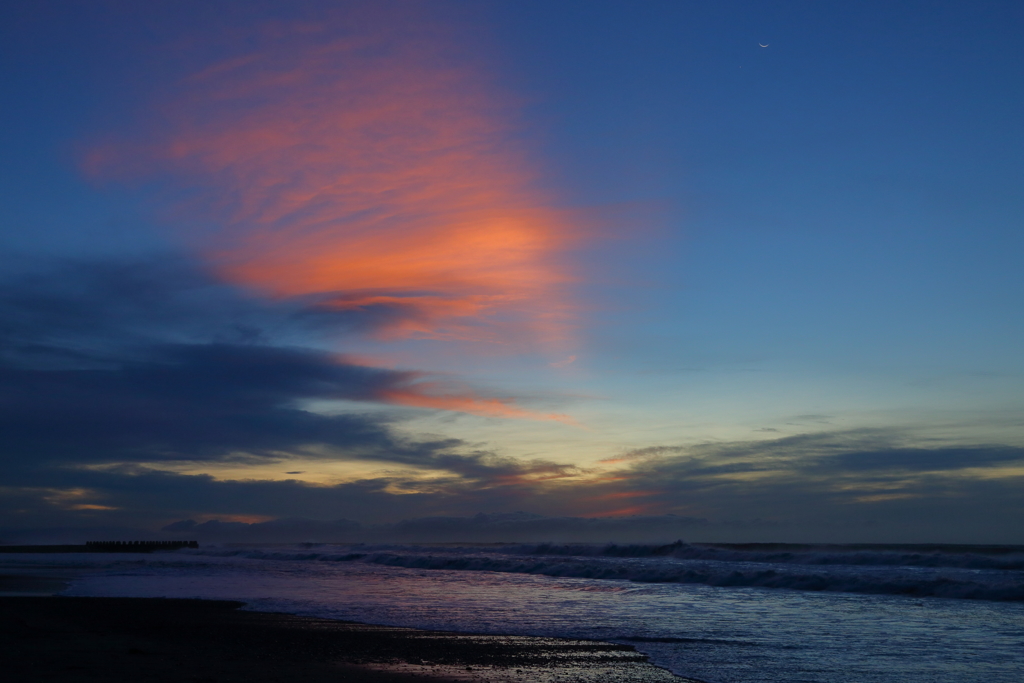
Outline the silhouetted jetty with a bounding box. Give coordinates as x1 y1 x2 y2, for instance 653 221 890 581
0 541 198 553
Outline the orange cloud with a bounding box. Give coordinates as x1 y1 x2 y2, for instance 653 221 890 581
88 10 579 351
329 353 573 422
596 457 632 465
586 505 656 518
587 490 661 502
380 385 574 424
580 489 663 517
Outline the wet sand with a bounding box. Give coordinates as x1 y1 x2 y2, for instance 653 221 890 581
0 574 71 596
0 596 697 682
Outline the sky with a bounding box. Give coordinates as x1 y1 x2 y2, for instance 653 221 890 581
2 0 1023 543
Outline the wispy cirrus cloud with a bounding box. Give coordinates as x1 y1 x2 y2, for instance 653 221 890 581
85 8 580 352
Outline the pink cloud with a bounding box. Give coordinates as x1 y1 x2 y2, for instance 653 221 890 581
86 9 581 354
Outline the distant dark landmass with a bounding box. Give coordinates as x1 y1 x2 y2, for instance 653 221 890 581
0 541 198 553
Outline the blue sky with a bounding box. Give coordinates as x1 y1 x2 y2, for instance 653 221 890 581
2 1 1022 542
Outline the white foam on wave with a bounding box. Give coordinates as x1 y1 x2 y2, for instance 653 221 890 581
191 543 1024 602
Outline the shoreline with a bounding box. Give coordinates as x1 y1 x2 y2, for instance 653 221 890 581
0 595 698 682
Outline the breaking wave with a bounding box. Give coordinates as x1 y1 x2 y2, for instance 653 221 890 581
512 540 1024 570
198 542 1024 602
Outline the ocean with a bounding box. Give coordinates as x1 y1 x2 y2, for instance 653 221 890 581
4 541 1023 682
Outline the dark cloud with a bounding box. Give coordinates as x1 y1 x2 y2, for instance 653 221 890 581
0 341 459 467
2 427 1023 542
0 464 584 534
0 255 262 366
588 431 1024 542
0 254 575 489
826 447 1024 472
0 255 594 537
0 254 421 371
618 433 1024 476
3 256 1023 543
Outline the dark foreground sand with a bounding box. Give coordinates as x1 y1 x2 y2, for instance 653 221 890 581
0 596 697 683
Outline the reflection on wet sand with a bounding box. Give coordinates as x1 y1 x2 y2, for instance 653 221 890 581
0 597 697 682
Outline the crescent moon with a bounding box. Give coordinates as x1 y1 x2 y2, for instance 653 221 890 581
759 43 769 47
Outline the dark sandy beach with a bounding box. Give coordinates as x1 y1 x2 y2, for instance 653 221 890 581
0 595 695 682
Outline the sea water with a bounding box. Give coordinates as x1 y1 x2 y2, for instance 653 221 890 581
3 542 1022 683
